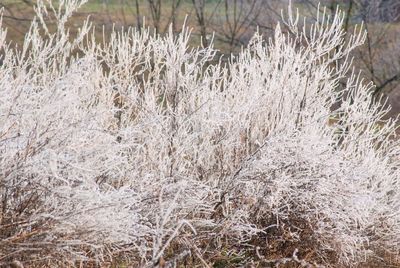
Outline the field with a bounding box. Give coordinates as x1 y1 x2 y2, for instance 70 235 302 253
2 0 237 51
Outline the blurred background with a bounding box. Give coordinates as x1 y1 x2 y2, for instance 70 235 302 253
2 0 400 119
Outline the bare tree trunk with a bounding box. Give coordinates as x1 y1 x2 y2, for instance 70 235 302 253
192 0 208 47
135 0 142 33
171 0 182 33
120 0 127 26
147 0 162 33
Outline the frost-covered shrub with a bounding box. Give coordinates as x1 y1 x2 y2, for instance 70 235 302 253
0 1 399 267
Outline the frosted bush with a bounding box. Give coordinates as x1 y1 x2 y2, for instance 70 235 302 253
0 1 399 266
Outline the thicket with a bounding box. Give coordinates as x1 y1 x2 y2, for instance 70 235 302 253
0 1 399 267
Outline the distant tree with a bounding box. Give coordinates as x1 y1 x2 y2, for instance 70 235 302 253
300 0 400 101
192 0 209 47
147 0 162 33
